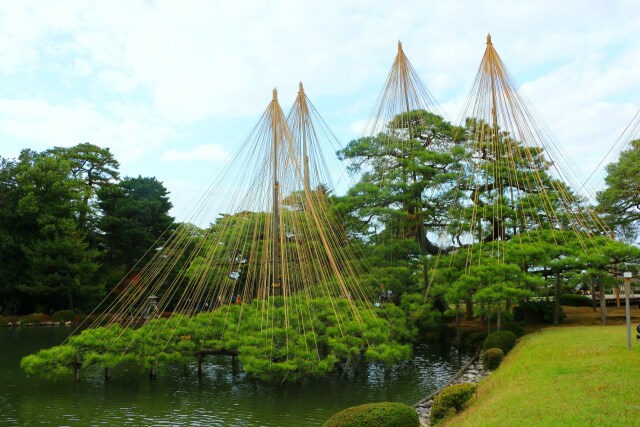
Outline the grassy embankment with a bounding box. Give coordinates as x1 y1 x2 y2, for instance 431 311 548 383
445 323 640 426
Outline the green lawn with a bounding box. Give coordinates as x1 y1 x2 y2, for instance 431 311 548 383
445 326 640 427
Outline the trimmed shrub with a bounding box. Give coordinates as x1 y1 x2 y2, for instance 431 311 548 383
483 330 517 354
52 310 75 323
513 301 564 324
502 322 526 337
559 294 593 307
482 348 504 370
430 383 477 423
322 401 419 427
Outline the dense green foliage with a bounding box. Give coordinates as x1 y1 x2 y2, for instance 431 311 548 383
482 348 504 370
559 294 593 307
482 331 517 354
21 296 414 382
430 383 477 423
0 145 174 315
322 402 419 427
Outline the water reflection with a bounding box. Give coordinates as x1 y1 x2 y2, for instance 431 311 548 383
2 328 470 426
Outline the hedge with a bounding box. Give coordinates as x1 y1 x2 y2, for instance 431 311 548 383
559 294 593 307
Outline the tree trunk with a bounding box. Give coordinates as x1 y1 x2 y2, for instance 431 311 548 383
497 306 501 331
67 290 74 312
422 257 429 299
197 351 204 378
487 303 491 334
3 294 16 316
554 274 561 325
465 298 474 320
598 276 607 326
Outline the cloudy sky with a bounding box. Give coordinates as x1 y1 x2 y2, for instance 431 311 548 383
1 0 639 222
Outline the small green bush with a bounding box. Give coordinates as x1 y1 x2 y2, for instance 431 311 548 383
52 310 75 323
559 294 593 307
513 301 564 324
430 383 477 423
502 322 526 337
322 401 419 427
482 347 504 370
483 330 517 354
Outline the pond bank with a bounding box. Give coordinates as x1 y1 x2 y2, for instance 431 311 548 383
413 346 487 426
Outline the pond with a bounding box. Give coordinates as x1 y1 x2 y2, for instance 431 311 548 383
1 327 471 426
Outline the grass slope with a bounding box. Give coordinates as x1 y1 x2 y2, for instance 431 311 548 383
446 326 640 427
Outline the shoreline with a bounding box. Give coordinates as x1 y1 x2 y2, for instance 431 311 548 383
414 345 488 426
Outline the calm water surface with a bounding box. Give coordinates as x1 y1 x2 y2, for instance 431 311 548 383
1 327 470 426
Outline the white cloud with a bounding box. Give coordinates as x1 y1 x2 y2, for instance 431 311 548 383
1 0 640 220
0 99 173 162
161 143 230 162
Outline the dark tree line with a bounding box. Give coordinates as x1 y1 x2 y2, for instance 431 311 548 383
0 144 173 315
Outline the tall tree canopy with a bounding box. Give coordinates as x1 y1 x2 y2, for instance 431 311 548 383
48 143 120 232
597 139 640 241
1 149 101 312
98 176 174 278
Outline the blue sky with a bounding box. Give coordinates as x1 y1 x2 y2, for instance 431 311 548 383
1 0 639 223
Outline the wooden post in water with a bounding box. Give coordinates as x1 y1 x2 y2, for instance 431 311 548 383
197 351 204 378
455 302 461 347
104 367 112 381
231 355 239 374
149 366 157 380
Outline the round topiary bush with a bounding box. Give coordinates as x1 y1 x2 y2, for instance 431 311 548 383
482 347 504 370
430 383 477 423
322 402 419 427
482 330 517 354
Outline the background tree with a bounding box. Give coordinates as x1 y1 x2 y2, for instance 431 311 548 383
98 176 174 282
48 143 120 234
597 139 640 241
12 149 101 311
0 157 23 314
337 111 464 304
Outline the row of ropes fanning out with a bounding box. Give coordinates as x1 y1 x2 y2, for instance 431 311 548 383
22 82 414 382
